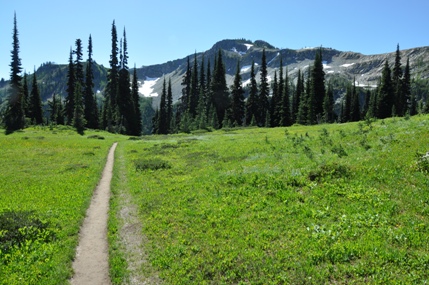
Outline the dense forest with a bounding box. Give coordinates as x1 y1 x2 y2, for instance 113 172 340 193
1 14 428 135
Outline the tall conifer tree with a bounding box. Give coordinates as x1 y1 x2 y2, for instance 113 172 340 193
84 34 99 129
65 49 75 124
230 61 245 126
29 71 43 124
5 13 25 133
104 20 119 131
22 72 29 117
258 49 269 125
210 49 229 127
245 61 258 125
377 60 394 119
311 47 326 122
131 65 142 136
279 67 292 126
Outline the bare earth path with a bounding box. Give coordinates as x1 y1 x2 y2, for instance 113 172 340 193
70 142 118 285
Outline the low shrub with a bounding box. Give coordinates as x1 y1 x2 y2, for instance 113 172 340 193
134 158 171 171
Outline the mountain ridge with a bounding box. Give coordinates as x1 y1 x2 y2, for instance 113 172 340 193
1 39 428 109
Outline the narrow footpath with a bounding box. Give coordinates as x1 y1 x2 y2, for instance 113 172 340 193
70 142 118 285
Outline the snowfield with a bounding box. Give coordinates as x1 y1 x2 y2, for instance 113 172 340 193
138 77 159 97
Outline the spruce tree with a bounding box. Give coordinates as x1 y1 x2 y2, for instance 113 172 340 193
350 80 360 122
84 34 99 129
279 67 292 126
275 60 285 126
117 28 135 135
403 58 412 114
392 44 404 116
29 71 43 124
210 49 229 127
245 61 258 125
323 82 335 123
297 70 308 124
157 78 168 134
189 52 199 117
22 72 29 118
293 70 303 123
180 56 191 114
377 60 394 119
230 61 245 126
73 82 86 135
311 47 326 122
342 84 352 122
258 49 270 125
131 66 142 136
104 20 119 131
4 13 25 133
270 70 279 127
65 49 75 125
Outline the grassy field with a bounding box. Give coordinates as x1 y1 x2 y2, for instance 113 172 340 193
113 116 429 284
0 126 121 284
1 115 429 284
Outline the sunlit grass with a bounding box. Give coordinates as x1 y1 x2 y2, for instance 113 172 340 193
117 115 429 284
0 126 121 285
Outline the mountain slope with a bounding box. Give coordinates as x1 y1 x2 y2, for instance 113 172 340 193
1 39 428 110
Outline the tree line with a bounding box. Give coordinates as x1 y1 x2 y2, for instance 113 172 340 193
153 44 413 134
2 15 142 135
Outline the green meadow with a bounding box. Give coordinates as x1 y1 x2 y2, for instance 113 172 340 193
2 115 429 284
113 116 429 284
0 126 120 284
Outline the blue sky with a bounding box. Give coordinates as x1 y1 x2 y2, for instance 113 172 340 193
1 0 428 80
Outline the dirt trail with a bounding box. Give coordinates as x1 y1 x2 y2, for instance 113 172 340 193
70 142 118 285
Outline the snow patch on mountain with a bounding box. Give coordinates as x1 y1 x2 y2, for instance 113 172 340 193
341 63 355 67
231 47 247 56
244 44 253 50
139 77 159 97
241 65 252 73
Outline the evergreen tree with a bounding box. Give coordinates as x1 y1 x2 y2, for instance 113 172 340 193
189 52 199 117
84 34 99 129
29 71 43 124
392 44 404 116
157 78 168 134
403 57 411 114
230 61 245 126
275 60 285 126
73 82 86 135
377 60 394 119
306 69 315 125
363 89 371 116
167 78 173 132
74 39 85 93
117 28 136 135
311 47 326 122
270 70 279 127
210 49 229 127
245 61 258 125
22 72 29 117
4 13 25 133
48 93 58 124
293 69 304 123
297 70 308 124
131 66 142 136
323 81 335 123
279 67 292 126
367 86 378 118
258 49 270 125
104 20 119 131
65 49 75 125
342 84 352 122
350 80 360 122
180 56 191 114
56 95 65 125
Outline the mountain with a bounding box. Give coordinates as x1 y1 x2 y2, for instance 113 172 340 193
1 39 429 110
137 39 429 108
